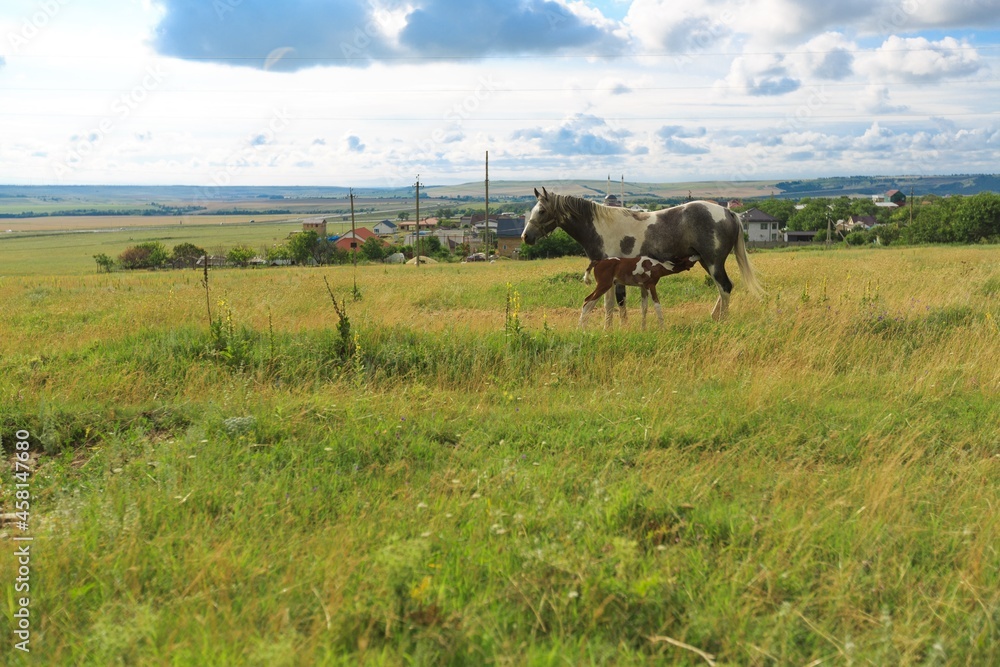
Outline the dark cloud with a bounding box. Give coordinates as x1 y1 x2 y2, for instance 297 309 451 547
152 0 621 70
152 0 392 70
398 0 621 57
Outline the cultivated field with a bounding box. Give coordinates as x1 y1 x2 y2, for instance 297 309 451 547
0 244 998 665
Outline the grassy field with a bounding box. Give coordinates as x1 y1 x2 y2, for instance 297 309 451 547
0 244 998 665
0 219 375 276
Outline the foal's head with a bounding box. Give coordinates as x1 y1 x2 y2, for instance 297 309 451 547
522 187 560 245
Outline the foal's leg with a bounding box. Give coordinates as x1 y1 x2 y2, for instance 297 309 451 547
603 291 615 329
615 284 628 325
581 286 611 328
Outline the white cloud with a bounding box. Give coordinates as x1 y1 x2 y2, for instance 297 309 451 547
857 85 908 114
860 35 984 83
0 1 998 184
721 54 801 96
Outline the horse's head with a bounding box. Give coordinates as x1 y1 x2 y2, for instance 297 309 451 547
522 187 560 245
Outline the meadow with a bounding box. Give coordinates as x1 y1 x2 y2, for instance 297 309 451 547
0 243 998 665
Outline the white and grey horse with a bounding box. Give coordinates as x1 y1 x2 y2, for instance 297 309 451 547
522 187 764 322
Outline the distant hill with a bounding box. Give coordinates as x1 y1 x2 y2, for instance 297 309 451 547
771 174 1000 198
0 175 996 212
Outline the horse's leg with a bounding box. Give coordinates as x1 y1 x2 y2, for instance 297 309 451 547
649 284 665 327
708 261 734 321
603 291 615 329
640 286 649 330
615 284 627 325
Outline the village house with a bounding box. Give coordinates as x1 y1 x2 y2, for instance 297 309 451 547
741 208 782 243
373 219 398 236
404 228 469 248
302 217 328 237
837 214 878 233
785 230 818 244
494 218 525 258
334 227 382 252
397 217 438 232
872 189 907 208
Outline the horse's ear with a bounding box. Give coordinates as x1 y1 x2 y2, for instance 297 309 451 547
534 187 542 200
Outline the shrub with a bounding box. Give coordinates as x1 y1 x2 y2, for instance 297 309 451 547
226 244 257 267
172 242 205 267
519 228 585 259
118 241 168 269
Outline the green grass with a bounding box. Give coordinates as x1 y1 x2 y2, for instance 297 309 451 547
0 218 372 276
0 246 998 664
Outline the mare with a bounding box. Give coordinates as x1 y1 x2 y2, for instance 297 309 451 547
581 255 699 329
522 187 764 321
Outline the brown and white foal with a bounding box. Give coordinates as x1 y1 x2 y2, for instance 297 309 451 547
580 255 699 329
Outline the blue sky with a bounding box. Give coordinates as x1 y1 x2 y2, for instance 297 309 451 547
1 0 998 186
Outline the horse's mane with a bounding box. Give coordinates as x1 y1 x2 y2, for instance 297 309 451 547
549 192 598 224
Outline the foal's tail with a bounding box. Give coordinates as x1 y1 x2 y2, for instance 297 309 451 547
732 217 766 297
582 259 598 285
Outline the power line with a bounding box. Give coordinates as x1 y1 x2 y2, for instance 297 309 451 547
6 43 998 62
2 79 994 94
2 111 995 122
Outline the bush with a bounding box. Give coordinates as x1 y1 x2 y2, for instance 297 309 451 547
93 253 115 273
118 241 168 269
519 228 585 259
172 242 205 267
226 244 257 267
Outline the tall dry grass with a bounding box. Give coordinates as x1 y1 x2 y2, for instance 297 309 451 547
0 245 997 664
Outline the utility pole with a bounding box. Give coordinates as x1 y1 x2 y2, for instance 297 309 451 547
484 151 489 259
350 188 361 300
414 175 421 266
826 211 832 248
349 188 357 251
620 174 625 208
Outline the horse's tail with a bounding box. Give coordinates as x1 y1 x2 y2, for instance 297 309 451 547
731 213 765 297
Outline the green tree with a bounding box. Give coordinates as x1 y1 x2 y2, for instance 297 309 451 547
118 241 168 269
287 231 319 264
953 192 1000 243
171 242 205 267
750 198 796 225
265 244 291 262
849 198 878 217
93 253 115 273
788 199 832 232
226 244 257 267
519 228 585 259
360 236 386 261
397 211 410 221
422 235 443 255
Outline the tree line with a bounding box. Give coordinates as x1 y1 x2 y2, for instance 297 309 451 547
95 231 476 272
739 192 1000 245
